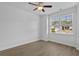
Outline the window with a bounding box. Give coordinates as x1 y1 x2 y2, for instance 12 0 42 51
50 13 73 34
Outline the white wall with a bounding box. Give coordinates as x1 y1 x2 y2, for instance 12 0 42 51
40 6 77 47
39 15 48 40
0 6 39 51
76 4 79 50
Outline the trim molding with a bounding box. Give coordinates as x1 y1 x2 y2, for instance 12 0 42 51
49 39 76 48
0 39 38 51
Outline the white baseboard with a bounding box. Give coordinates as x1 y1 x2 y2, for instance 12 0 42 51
0 38 76 51
39 38 75 47
40 37 49 41
41 39 48 41
48 39 75 47
0 39 38 51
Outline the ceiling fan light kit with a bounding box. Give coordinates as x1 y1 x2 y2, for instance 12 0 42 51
38 7 43 11
28 2 52 12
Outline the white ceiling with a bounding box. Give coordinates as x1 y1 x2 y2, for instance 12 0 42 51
0 2 78 15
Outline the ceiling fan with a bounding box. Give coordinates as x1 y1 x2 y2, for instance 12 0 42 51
28 2 52 12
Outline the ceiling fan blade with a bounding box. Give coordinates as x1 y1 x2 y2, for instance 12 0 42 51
42 9 45 12
43 5 52 8
33 8 38 11
28 2 37 6
38 2 43 5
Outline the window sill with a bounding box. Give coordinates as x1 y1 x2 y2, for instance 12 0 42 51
51 31 73 35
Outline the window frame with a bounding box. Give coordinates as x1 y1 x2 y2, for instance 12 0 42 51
49 12 73 34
